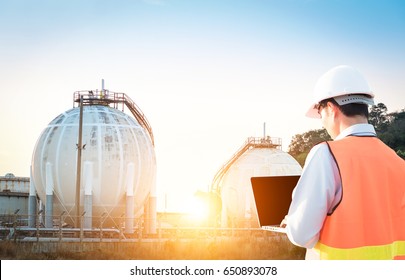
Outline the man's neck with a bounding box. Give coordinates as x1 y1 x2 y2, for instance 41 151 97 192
339 115 369 133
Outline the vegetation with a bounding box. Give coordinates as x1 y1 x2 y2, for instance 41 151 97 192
288 103 405 165
370 104 405 159
0 235 305 260
288 129 332 166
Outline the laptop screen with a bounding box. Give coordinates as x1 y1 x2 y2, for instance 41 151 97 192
250 175 300 227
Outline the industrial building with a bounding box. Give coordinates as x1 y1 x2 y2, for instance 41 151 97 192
0 173 30 227
211 134 302 228
0 84 302 243
0 84 158 241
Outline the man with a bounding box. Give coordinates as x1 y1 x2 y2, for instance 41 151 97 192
282 65 405 259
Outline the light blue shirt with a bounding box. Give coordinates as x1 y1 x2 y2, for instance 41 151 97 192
285 124 377 259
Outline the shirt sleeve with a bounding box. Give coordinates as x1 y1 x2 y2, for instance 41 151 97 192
285 142 341 248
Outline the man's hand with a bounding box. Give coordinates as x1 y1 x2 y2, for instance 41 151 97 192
280 215 287 228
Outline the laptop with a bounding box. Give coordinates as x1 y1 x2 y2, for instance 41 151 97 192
250 175 300 233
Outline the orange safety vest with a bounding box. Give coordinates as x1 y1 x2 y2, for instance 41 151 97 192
315 136 405 260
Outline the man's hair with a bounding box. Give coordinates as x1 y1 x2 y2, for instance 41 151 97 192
319 98 369 118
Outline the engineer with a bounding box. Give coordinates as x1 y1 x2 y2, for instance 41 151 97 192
281 65 405 260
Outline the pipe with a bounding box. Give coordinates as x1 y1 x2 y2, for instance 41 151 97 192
28 166 36 228
148 169 157 234
148 196 157 234
83 161 93 229
263 122 266 139
45 162 53 228
125 162 135 234
75 95 84 228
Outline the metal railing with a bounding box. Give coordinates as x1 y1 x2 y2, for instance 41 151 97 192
73 90 154 146
210 136 282 193
0 213 270 242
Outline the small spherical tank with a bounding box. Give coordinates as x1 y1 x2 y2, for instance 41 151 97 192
220 147 302 227
31 104 156 225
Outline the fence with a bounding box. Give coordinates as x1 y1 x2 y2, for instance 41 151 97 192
0 213 275 242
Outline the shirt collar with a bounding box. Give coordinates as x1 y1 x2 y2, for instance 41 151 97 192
335 123 377 140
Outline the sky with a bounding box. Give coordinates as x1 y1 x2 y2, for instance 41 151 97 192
1 0 405 212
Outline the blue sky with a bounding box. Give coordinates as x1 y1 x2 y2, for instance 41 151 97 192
1 0 404 211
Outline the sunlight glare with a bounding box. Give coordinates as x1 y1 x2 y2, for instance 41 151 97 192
185 195 209 222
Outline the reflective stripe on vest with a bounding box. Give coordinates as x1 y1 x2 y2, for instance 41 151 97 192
317 136 405 260
315 240 405 260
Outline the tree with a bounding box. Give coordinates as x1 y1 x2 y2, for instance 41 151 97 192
379 109 405 159
288 129 332 166
369 103 405 159
369 103 390 134
288 104 405 164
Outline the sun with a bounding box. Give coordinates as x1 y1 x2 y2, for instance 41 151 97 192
183 194 211 225
187 197 209 219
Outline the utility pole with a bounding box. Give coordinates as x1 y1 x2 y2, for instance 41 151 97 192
75 95 84 228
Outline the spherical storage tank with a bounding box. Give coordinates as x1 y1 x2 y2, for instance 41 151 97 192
31 91 156 229
214 137 302 228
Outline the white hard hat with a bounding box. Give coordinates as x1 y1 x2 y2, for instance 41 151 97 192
306 65 375 118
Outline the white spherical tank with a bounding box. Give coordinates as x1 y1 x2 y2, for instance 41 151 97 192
218 138 302 227
31 101 156 226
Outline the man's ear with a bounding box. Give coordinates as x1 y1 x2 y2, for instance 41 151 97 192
327 101 340 117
